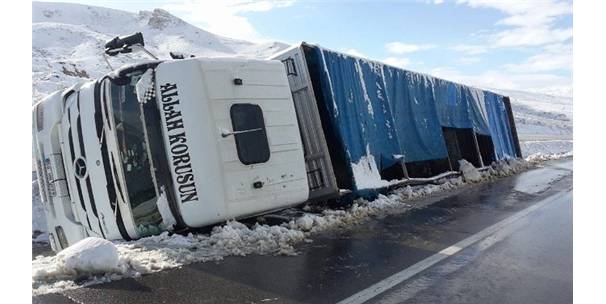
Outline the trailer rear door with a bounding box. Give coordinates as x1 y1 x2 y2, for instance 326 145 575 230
271 46 339 201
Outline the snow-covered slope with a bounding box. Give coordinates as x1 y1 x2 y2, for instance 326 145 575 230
32 1 288 101
487 88 572 156
489 88 572 141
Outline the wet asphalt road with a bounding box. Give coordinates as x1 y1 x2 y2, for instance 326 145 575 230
370 182 573 304
33 159 573 304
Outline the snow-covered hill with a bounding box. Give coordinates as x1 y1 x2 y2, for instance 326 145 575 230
32 1 288 101
489 88 572 140
487 88 572 156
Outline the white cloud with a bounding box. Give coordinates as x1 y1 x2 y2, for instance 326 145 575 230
456 0 572 48
382 57 411 68
342 48 367 58
456 0 571 21
504 43 572 72
425 66 572 97
385 42 435 54
458 57 481 64
493 26 572 48
450 44 488 55
438 0 573 95
162 0 295 42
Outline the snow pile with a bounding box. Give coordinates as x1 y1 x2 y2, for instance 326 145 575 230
33 238 121 281
118 220 306 275
32 238 123 294
525 151 573 163
351 146 391 190
288 179 465 234
58 238 121 274
458 159 482 182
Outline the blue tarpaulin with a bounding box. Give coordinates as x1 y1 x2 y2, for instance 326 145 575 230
484 91 517 159
305 45 519 190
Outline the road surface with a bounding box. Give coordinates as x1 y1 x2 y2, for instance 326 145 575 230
33 159 573 304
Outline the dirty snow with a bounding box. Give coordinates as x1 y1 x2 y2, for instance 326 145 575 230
32 154 570 295
33 222 306 295
458 159 482 182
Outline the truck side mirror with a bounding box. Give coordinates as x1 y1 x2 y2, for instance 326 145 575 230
105 32 145 56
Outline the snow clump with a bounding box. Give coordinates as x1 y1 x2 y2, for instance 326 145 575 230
58 238 121 274
33 237 123 286
458 159 482 182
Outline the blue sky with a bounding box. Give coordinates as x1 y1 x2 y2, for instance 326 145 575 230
38 0 573 96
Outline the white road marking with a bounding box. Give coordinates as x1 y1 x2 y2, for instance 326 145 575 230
336 190 571 304
439 245 462 256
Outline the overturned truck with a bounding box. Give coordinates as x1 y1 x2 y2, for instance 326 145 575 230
33 35 520 251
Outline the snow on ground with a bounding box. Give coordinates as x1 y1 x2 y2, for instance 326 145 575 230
32 154 571 295
520 140 573 157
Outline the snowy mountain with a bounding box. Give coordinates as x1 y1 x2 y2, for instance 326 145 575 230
32 1 288 101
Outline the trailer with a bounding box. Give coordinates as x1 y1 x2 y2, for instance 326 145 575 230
33 34 521 251
271 42 521 198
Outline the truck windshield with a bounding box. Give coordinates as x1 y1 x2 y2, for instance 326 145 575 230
109 72 164 236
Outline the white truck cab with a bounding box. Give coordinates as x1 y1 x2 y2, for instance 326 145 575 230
33 56 309 251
